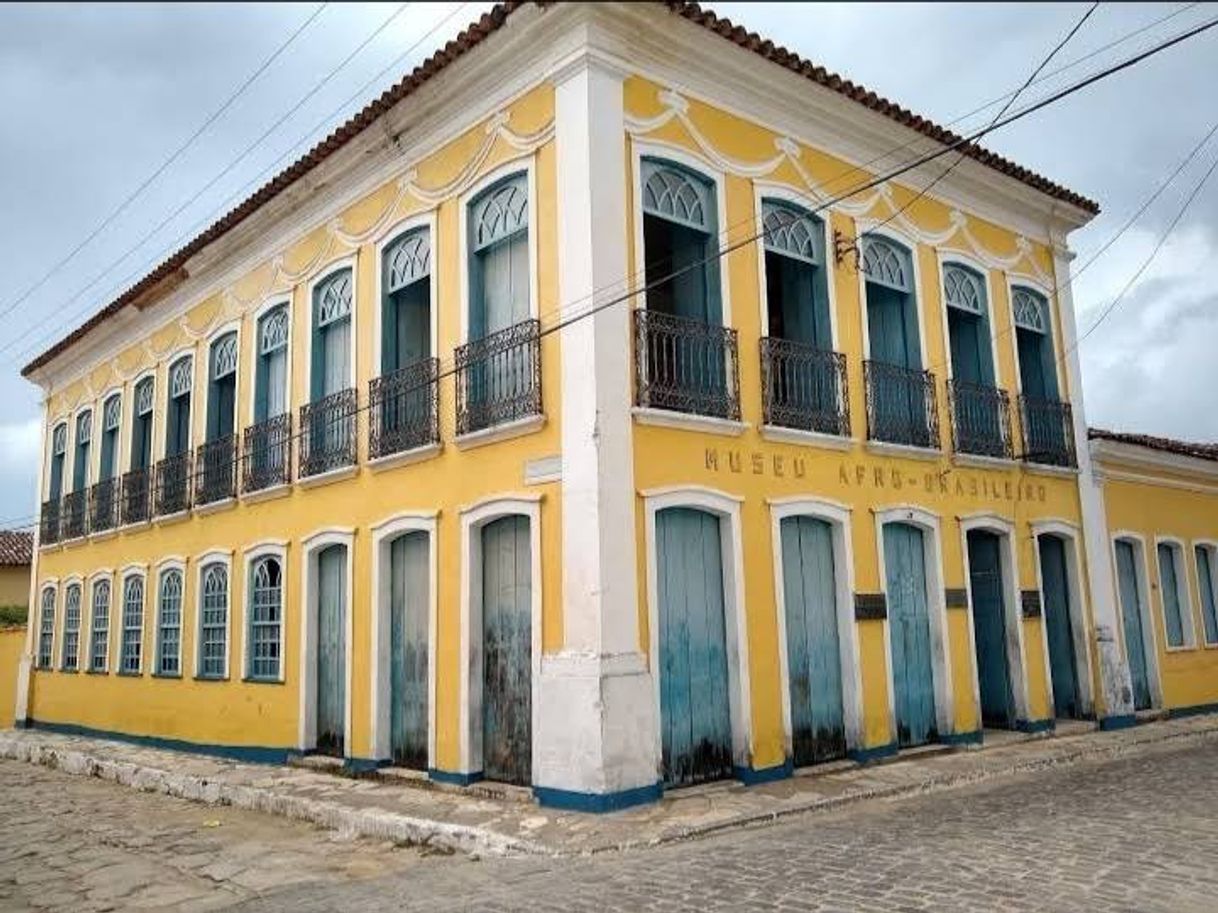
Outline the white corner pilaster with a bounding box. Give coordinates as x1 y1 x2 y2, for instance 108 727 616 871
1054 244 1134 721
537 50 658 803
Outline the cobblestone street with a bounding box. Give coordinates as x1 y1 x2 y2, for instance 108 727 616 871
4 737 1218 911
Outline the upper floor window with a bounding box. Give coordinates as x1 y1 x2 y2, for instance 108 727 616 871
761 199 830 347
1012 287 1059 400
100 394 122 480
48 422 67 501
36 585 55 669
72 411 92 493
468 173 530 339
131 376 155 471
311 269 353 401
943 264 995 387
640 159 721 325
382 228 432 373
254 305 289 422
165 356 193 457
206 332 238 442
861 236 921 370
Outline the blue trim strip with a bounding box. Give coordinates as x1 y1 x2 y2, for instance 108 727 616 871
27 719 290 764
1016 718 1055 734
848 741 898 763
1099 714 1137 731
427 767 483 786
733 760 793 785
941 730 983 745
1168 702 1218 719
343 757 387 774
534 781 663 813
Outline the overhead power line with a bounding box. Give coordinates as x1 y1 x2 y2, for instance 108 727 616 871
0 2 329 325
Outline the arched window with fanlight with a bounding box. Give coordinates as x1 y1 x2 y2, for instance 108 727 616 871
47 422 67 502
943 263 1006 458
255 305 290 423
199 332 239 504
156 568 183 677
247 555 283 681
36 585 56 670
130 376 155 472
303 268 357 477
1012 286 1073 466
198 562 229 679
165 356 193 457
72 410 93 494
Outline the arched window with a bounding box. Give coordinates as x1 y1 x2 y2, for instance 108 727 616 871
198 563 229 679
48 423 68 501
248 556 283 681
157 569 183 676
382 228 432 374
72 411 92 493
1012 286 1058 399
100 394 122 481
861 237 913 294
312 269 353 400
255 305 290 422
640 159 721 324
207 332 238 442
762 200 830 346
131 376 155 471
468 173 530 339
36 586 56 669
942 263 994 387
60 583 82 671
90 579 111 672
165 356 194 457
120 575 145 674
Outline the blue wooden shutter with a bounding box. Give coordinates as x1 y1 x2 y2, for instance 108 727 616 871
390 532 429 769
1196 547 1218 645
1115 540 1152 710
1157 543 1186 647
883 522 936 746
316 544 347 754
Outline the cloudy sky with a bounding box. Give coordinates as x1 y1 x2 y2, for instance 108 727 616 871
0 2 1215 526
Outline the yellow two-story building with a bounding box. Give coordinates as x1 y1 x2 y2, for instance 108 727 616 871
16 3 1218 810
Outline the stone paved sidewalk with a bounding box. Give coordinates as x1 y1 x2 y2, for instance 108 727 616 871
3 715 1216 858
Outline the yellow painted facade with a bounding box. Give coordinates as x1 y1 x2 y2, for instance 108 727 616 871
0 566 29 608
0 628 21 729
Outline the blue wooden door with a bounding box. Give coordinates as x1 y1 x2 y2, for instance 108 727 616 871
1115 540 1152 711
780 516 845 765
657 507 733 787
390 532 429 770
316 544 347 756
481 515 532 785
1039 535 1081 719
1156 544 1186 648
967 531 1015 728
884 523 936 747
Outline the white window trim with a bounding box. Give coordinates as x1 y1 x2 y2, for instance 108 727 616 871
457 158 541 345
1193 539 1218 648
45 417 68 500
304 257 360 399
58 575 84 672
872 505 955 742
194 549 234 680
299 527 357 756
118 566 149 676
767 497 863 760
457 494 543 779
1153 535 1198 651
641 485 753 772
68 408 93 495
1004 274 1065 399
753 181 839 349
957 514 1031 725
369 511 439 766
201 319 244 443
85 570 114 674
248 297 295 423
629 140 733 329
97 386 125 484
854 221 929 370
373 212 440 379
934 249 1001 387
128 368 159 474
153 557 187 677
243 542 289 684
1030 520 1096 717
161 347 198 462
1110 532 1164 709
36 581 58 671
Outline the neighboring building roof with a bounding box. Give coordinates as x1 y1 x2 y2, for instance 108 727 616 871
0 530 33 567
22 1 1099 379
1089 428 1218 463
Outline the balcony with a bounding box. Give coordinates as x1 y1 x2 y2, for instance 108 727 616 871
89 477 120 534
39 499 60 546
1019 396 1077 468
760 337 849 437
949 380 1012 459
243 414 292 493
300 389 358 479
456 318 542 436
196 435 238 506
634 310 740 421
154 452 192 517
864 360 940 449
121 468 151 526
62 490 88 540
369 357 440 460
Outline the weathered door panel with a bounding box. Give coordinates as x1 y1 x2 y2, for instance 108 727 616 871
968 531 1015 729
1115 540 1153 711
316 544 347 756
390 532 429 770
884 523 936 747
658 507 733 787
781 516 846 766
481 515 532 785
1039 536 1081 719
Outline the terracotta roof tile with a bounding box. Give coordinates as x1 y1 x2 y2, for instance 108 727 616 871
1089 428 1218 463
0 530 33 566
23 1 1097 378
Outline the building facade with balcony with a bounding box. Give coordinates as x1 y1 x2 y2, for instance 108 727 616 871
15 3 1210 809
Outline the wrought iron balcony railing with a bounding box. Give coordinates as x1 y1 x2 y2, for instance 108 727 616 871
154 451 192 517
90 477 120 534
634 309 740 421
761 337 849 436
39 499 60 546
195 435 237 506
300 389 358 478
456 318 542 436
62 490 88 540
243 414 292 493
1019 395 1077 468
369 357 440 459
864 360 940 449
121 468 151 526
949 379 1013 459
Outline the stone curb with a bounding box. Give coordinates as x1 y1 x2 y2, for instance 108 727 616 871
0 733 551 859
